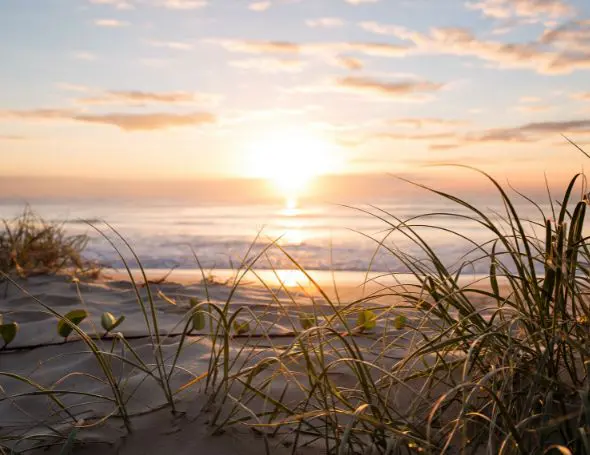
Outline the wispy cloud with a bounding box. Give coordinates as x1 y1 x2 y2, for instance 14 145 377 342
75 90 220 106
334 76 444 100
516 104 553 113
571 92 590 101
0 135 26 141
248 1 271 11
75 112 216 130
94 19 130 27
345 0 380 5
88 0 134 10
389 118 469 128
360 22 590 74
205 39 300 54
0 108 216 131
432 118 590 149
228 58 306 73
0 109 76 121
541 20 590 52
205 39 408 58
332 55 364 70
56 83 93 93
155 0 208 9
72 51 98 61
306 17 346 28
466 0 573 19
147 39 194 50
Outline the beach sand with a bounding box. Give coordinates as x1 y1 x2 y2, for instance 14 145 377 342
0 271 494 454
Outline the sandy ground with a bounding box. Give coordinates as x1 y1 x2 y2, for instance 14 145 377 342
0 272 495 454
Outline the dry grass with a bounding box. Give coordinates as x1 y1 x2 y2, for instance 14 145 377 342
0 207 99 279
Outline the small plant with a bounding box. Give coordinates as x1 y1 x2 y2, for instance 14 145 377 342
0 207 99 278
0 314 18 348
356 309 377 332
189 298 206 331
100 312 125 335
299 312 317 330
233 320 250 335
57 310 88 340
394 314 407 330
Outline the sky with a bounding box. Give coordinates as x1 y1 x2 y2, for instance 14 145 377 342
1 0 590 199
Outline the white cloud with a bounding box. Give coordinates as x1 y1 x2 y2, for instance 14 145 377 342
466 0 573 19
156 0 208 9
89 0 134 10
72 51 98 61
248 1 271 11
147 39 194 50
94 19 130 27
229 58 306 73
306 17 346 28
345 0 380 4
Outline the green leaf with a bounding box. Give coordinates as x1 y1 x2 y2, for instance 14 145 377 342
394 315 407 330
57 310 88 339
101 312 125 333
357 310 377 333
233 320 250 335
188 298 206 331
0 322 18 346
299 313 317 330
192 309 205 331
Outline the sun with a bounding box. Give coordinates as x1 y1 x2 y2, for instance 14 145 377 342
246 129 341 197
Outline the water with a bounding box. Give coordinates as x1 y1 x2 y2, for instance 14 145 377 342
0 198 551 275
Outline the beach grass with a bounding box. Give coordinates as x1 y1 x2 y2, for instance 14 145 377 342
2 158 590 454
0 207 99 279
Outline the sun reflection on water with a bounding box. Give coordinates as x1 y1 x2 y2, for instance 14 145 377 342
275 269 311 288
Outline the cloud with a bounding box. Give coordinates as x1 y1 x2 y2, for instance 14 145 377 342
357 117 590 150
75 90 220 106
360 22 590 74
74 112 216 130
516 105 552 113
333 55 364 70
205 39 300 54
571 92 590 101
306 17 346 28
205 39 408 58
0 109 75 121
432 118 590 149
248 1 271 11
0 108 216 131
345 0 380 4
89 0 134 10
72 51 98 61
155 0 208 9
335 76 444 99
94 19 130 27
371 132 458 141
0 135 26 141
389 118 469 128
228 58 306 73
147 39 194 50
56 83 93 93
519 96 543 103
541 20 590 52
466 0 573 19
515 96 552 113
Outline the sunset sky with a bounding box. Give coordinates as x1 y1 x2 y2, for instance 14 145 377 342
1 0 590 196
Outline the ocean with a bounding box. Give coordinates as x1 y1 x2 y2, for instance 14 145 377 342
0 197 551 277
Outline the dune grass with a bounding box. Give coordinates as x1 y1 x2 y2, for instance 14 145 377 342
0 207 99 279
2 158 590 454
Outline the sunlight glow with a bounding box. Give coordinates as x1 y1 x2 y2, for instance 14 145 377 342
247 129 342 197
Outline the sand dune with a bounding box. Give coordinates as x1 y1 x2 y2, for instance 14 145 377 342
2 272 441 454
